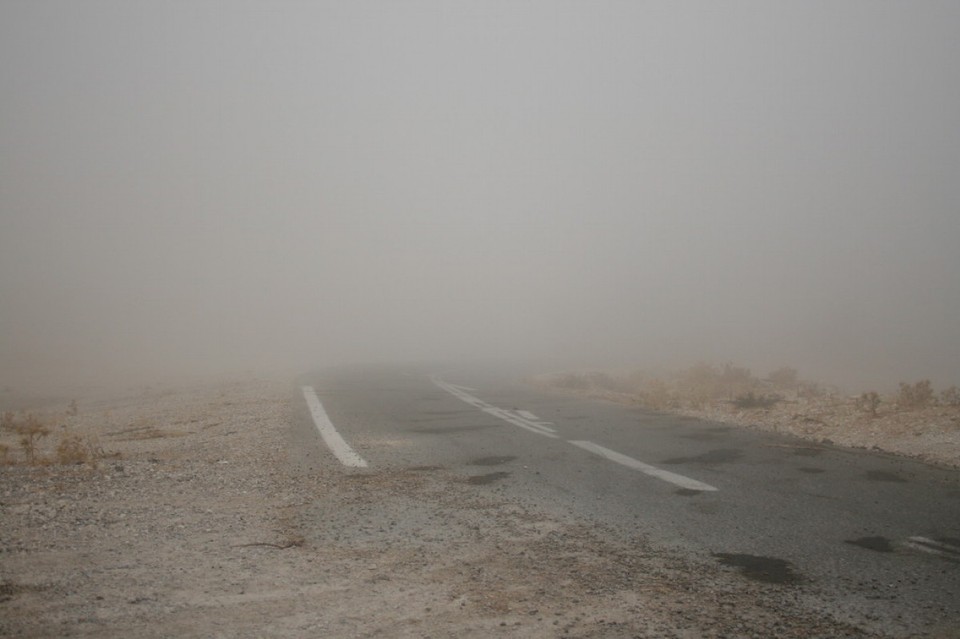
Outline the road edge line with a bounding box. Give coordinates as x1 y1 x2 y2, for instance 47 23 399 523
301 386 368 468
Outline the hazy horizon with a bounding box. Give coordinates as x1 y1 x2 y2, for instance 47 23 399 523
3 1 959 393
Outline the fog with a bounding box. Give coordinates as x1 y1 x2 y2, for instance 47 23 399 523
2 1 959 392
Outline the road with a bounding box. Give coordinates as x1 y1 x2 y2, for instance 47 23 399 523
295 364 960 636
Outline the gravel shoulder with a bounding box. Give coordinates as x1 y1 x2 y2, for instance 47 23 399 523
0 378 917 637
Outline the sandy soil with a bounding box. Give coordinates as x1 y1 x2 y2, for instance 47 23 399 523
0 378 933 637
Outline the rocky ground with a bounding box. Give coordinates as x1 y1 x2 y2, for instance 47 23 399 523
0 377 948 637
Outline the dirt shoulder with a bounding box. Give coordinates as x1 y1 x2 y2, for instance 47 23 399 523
1 378 895 637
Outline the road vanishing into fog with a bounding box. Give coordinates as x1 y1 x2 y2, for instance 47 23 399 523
295 364 960 635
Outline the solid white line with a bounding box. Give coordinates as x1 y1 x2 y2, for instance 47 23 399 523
517 410 539 421
569 440 718 492
301 386 368 468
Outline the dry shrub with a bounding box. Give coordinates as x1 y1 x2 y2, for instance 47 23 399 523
940 386 960 407
898 380 934 409
720 364 753 391
857 391 881 416
642 378 677 410
2 412 50 464
732 391 781 410
766 367 799 390
55 432 103 466
678 363 721 407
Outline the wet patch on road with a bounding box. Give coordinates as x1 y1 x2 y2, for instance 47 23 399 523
797 467 826 474
469 456 517 466
465 471 511 485
662 448 743 465
865 470 907 483
845 536 894 552
714 553 802 585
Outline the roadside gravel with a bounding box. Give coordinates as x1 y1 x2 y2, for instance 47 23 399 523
2 378 889 637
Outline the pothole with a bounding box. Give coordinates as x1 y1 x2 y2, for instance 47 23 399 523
714 553 802 585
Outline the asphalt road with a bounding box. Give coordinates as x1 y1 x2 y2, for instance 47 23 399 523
296 363 960 636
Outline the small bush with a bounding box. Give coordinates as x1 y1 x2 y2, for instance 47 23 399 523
857 391 881 416
766 367 799 389
642 378 677 410
898 380 934 409
733 391 781 409
55 433 102 466
716 364 758 400
2 412 50 464
940 386 960 407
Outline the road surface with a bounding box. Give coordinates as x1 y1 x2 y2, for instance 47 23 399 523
295 364 960 636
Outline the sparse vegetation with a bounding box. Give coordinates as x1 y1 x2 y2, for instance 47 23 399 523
55 432 103 466
898 380 934 409
2 411 50 464
1 410 104 466
766 366 799 390
940 386 960 407
857 391 881 417
732 391 781 410
538 364 960 468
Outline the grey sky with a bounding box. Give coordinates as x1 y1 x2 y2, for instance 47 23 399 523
2 1 959 390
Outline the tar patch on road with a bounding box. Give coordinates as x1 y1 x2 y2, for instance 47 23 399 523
714 553 802 585
674 488 702 497
662 448 743 465
797 467 826 474
864 470 907 483
845 536 894 552
469 455 517 466
465 471 510 485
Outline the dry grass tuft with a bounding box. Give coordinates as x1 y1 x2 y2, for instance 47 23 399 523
55 432 104 466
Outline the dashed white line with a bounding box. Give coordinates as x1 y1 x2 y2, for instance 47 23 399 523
431 375 718 492
905 536 960 559
569 440 718 492
432 376 558 438
301 386 368 468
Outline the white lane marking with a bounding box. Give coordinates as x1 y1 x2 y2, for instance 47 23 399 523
517 410 539 421
301 386 368 468
569 440 718 492
431 376 558 438
905 536 960 558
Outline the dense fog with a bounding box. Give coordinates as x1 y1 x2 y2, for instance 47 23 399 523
2 1 959 392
